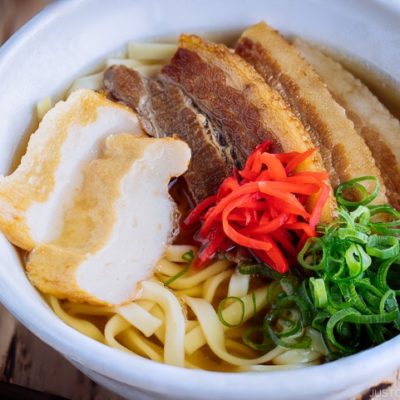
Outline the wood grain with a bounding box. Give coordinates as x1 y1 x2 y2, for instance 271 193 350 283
0 1 399 399
0 305 122 400
0 0 51 44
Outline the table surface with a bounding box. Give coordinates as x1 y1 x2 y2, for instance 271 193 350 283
0 1 399 399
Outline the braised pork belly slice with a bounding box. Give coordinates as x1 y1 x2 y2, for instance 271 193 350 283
104 65 234 203
162 34 336 222
294 39 400 209
27 135 191 305
235 22 387 205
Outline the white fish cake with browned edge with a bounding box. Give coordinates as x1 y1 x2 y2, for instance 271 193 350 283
0 89 143 251
27 135 191 305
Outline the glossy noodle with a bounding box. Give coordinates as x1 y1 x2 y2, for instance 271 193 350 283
48 245 326 371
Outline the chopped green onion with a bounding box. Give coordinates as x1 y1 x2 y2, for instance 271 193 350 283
349 206 371 226
297 179 400 355
338 228 368 244
280 275 299 296
326 308 361 353
182 250 195 262
297 238 325 271
379 290 397 314
295 282 315 325
263 322 311 350
244 176 400 358
344 244 371 277
369 204 400 217
251 292 257 317
163 265 190 286
163 250 194 286
338 207 355 227
344 283 372 314
366 235 399 259
310 278 328 308
376 260 390 291
217 297 245 328
272 309 302 338
335 176 379 207
266 280 284 304
344 310 399 324
242 326 274 351
238 262 282 279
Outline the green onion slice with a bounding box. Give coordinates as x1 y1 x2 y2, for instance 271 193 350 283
326 308 361 353
163 265 190 287
238 262 282 280
366 235 399 259
350 206 371 226
297 238 325 271
344 244 371 277
338 228 368 244
242 326 274 351
263 321 311 350
251 292 257 317
239 176 400 357
217 297 245 328
163 251 194 286
182 250 195 262
335 176 379 207
310 278 328 308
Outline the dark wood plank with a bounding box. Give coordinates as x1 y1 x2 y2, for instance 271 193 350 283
0 382 68 400
0 306 122 400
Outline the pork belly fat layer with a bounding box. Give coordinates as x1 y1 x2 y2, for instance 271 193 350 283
104 65 233 202
294 39 400 209
236 22 387 205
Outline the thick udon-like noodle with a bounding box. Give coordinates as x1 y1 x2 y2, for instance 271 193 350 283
34 40 328 372
47 245 326 371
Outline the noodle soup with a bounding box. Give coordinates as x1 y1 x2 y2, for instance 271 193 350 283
1 20 399 374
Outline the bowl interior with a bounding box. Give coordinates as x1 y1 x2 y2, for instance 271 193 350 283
0 0 400 399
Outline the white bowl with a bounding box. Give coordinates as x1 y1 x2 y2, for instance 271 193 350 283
0 1 399 399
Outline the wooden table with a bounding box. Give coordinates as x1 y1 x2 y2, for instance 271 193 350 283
0 1 399 399
0 305 122 400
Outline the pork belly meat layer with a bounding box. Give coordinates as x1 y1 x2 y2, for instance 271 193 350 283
294 39 400 209
162 34 336 222
104 65 233 203
236 22 387 205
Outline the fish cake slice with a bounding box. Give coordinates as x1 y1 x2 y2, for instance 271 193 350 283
0 89 142 250
27 135 191 305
